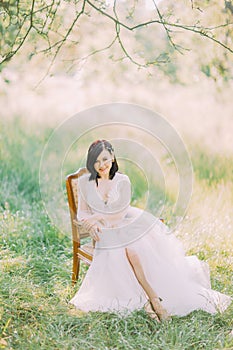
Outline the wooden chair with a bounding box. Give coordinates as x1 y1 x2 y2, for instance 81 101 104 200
66 167 94 285
66 167 165 286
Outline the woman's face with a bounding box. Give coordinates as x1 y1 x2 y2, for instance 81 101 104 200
93 149 113 178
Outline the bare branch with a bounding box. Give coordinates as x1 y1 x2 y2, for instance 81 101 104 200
1 0 233 71
167 22 233 54
34 0 86 88
113 0 145 67
190 0 203 12
86 0 233 55
86 0 134 30
64 35 118 73
152 0 184 54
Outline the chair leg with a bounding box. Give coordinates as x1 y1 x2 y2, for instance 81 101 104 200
72 252 80 286
72 244 80 286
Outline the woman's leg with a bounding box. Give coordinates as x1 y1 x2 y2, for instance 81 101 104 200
125 247 170 321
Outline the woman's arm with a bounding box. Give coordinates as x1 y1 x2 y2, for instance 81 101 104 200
77 176 104 241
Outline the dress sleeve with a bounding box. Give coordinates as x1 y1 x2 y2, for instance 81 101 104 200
106 174 131 215
77 175 93 220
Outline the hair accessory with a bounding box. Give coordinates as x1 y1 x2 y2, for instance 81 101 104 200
106 146 114 153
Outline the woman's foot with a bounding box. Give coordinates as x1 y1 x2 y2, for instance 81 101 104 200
144 301 161 322
149 297 171 322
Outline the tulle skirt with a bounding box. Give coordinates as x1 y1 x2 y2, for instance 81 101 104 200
69 207 232 316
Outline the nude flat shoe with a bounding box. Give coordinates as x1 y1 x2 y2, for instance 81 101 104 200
144 301 161 322
150 297 171 322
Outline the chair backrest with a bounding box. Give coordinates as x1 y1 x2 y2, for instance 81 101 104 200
66 167 89 239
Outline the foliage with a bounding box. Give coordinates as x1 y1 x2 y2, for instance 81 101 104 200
0 0 233 82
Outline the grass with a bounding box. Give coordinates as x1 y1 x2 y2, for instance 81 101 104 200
191 147 233 186
0 117 232 350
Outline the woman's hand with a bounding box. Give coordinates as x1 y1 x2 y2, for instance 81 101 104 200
80 218 102 241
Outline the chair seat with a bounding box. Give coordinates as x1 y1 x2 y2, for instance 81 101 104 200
77 243 94 265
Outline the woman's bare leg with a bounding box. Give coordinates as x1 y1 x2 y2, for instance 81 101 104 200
125 247 170 321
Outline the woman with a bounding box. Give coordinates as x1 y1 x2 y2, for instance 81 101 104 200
69 139 231 321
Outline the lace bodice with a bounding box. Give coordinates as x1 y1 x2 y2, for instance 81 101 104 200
77 172 132 227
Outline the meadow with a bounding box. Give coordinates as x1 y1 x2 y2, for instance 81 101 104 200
0 116 232 350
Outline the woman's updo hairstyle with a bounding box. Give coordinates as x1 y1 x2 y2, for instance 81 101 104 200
86 139 119 185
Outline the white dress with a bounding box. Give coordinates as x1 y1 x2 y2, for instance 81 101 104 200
69 172 232 316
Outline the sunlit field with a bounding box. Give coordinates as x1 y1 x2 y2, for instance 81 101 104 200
0 116 232 350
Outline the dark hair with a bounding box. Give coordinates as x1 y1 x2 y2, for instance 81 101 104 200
86 139 118 186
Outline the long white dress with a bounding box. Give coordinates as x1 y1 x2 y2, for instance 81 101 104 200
69 172 232 316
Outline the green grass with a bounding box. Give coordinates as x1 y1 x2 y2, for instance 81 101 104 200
191 147 233 186
0 117 232 349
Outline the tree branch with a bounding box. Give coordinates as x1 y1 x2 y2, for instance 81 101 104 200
34 0 86 87
1 0 36 64
1 0 233 70
64 35 118 73
152 0 184 54
86 0 233 54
